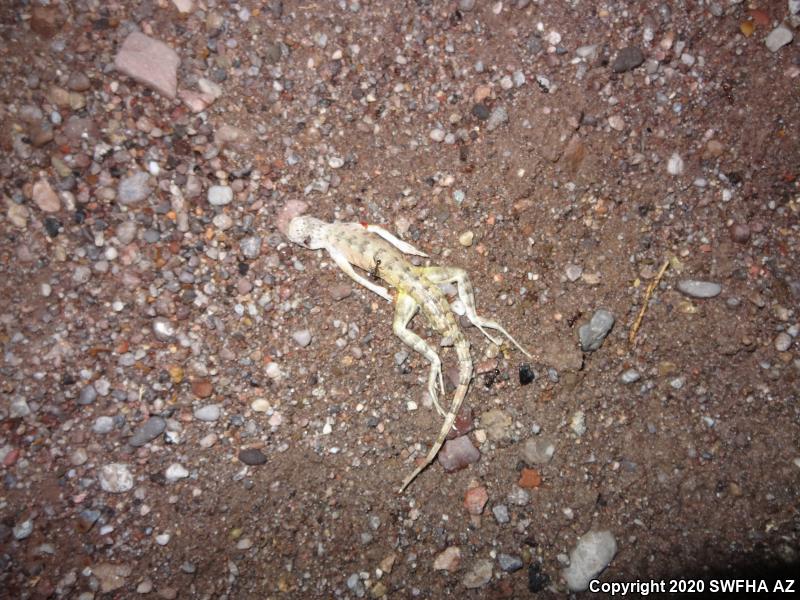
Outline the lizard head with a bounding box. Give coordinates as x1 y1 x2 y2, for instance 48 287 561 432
286 215 327 250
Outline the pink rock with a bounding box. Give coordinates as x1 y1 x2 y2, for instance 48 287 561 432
446 405 474 440
114 32 180 98
437 435 480 472
433 546 461 572
32 179 60 212
464 484 488 515
275 200 309 236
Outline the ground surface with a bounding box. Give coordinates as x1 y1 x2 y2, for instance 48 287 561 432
1 0 799 598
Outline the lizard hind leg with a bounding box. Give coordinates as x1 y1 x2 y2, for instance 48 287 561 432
422 266 533 359
393 292 447 417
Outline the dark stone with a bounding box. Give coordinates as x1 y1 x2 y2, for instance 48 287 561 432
472 103 490 121
528 562 550 592
519 363 535 385
612 47 644 72
239 448 267 465
44 217 61 237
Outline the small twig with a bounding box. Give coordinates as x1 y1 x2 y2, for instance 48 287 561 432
629 258 670 345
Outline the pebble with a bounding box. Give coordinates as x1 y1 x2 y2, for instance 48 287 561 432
437 435 480 472
463 559 493 589
116 221 138 244
346 573 365 597
72 266 92 285
775 333 793 352
240 236 262 258
429 128 445 142
10 397 31 417
612 47 644 72
570 411 587 436
118 171 152 205
459 0 476 11
607 115 624 131
666 152 684 175
32 179 61 212
165 463 189 483
481 408 513 441
6 202 29 228
114 32 180 98
251 399 270 412
98 463 134 493
78 384 97 405
433 546 461 572
71 447 88 466
458 231 474 247
93 416 115 434
13 519 33 540
620 369 641 384
472 103 490 120
492 504 510 524
677 280 722 299
486 106 508 131
152 317 175 341
519 363 535 385
129 417 166 447
239 448 267 465
562 530 618 592
208 185 233 206
521 436 556 465
464 485 489 515
213 213 233 230
518 467 542 489
565 264 583 281
292 329 312 347
93 563 132 593
507 485 530 506
765 25 794 53
578 309 615 352
498 554 523 573
330 284 352 300
194 404 221 422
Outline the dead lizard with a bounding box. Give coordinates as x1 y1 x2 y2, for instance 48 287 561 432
286 216 531 492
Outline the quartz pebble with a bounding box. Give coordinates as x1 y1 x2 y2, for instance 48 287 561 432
562 530 618 592
579 309 615 352
98 463 134 493
194 404 221 422
165 464 189 482
677 280 721 299
208 185 233 206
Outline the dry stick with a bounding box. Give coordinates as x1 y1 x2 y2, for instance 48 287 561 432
629 259 670 345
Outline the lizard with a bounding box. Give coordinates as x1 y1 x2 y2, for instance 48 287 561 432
285 215 532 493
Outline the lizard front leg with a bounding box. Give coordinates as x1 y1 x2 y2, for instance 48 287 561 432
422 266 532 358
393 292 447 417
365 224 429 257
327 246 393 303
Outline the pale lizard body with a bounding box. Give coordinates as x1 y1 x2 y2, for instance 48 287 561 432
285 216 531 492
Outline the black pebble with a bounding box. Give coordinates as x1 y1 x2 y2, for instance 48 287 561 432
44 217 61 237
238 448 267 466
519 363 535 385
528 563 550 592
472 103 490 121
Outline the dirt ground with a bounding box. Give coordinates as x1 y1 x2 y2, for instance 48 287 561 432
1 0 799 598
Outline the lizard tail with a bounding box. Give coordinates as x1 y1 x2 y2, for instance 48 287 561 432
398 338 473 493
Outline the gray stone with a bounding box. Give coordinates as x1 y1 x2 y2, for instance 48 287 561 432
498 553 523 573
677 280 722 299
194 404 221 421
486 106 508 132
13 519 33 540
32 179 60 212
114 32 179 98
92 416 114 434
129 417 166 447
239 236 262 258
208 185 233 206
562 530 618 592
612 47 644 72
765 25 794 53
492 504 510 524
620 369 641 384
117 171 151 205
152 317 175 341
78 384 97 405
459 0 476 11
239 448 267 465
579 309 615 352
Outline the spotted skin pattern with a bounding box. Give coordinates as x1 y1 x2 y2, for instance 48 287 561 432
285 216 531 492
